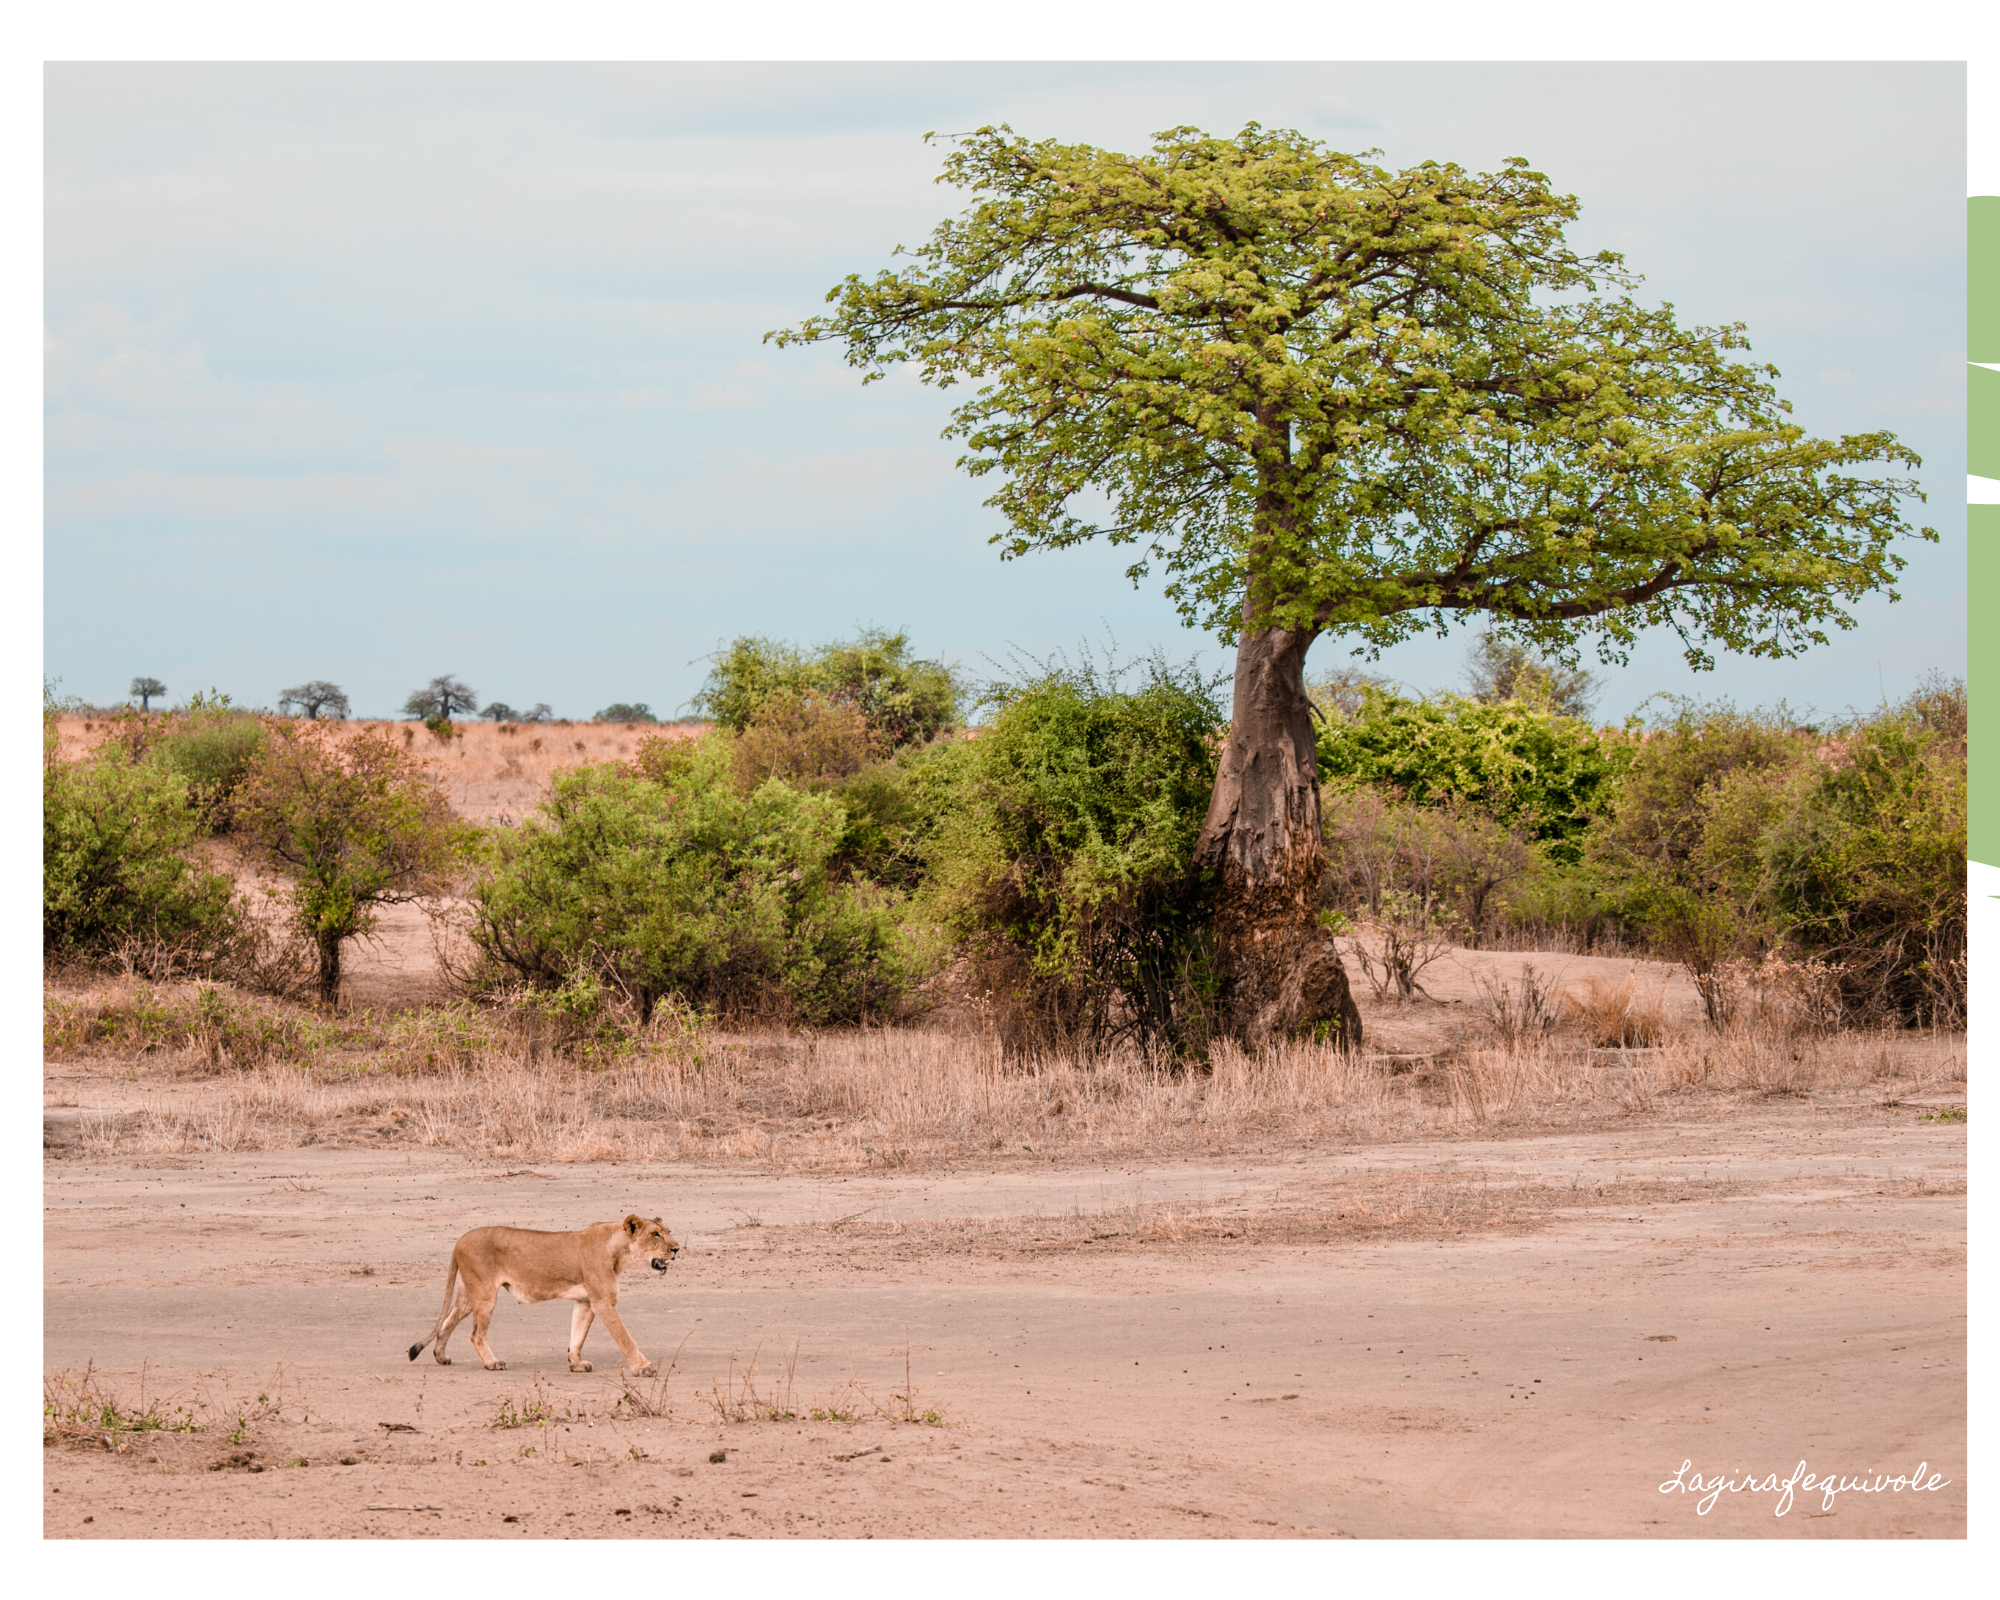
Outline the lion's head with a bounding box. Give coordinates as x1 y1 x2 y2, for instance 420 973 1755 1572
624 1214 680 1272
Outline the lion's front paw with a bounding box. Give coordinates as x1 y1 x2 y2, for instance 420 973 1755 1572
434 1356 453 1366
633 1362 659 1378
483 1359 508 1371
570 1360 594 1373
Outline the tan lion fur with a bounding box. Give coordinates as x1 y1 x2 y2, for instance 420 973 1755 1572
406 1214 679 1374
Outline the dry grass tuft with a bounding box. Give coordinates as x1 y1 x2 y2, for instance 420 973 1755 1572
701 1340 946 1428
1564 972 1668 1047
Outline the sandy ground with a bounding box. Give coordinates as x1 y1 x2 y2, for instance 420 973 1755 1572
45 1098 1965 1539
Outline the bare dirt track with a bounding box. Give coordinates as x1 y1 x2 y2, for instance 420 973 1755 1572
45 1101 1965 1539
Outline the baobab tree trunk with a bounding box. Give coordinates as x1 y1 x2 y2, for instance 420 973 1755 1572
1194 617 1362 1051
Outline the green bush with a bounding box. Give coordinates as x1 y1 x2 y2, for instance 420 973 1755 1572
731 689 882 792
44 745 238 963
693 628 962 749
1578 687 1967 1025
826 755 936 889
1588 700 1811 890
1765 690 1966 1024
469 734 916 1025
1582 701 1816 1015
915 658 1223 1057
144 712 267 827
234 721 466 1004
1314 691 1628 862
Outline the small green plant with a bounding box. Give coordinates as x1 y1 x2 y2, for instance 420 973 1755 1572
1918 1106 1966 1123
887 1339 949 1426
225 1399 265 1445
43 1363 201 1446
490 1381 560 1430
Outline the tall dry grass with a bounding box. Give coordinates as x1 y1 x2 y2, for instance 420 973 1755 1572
1563 972 1669 1047
54 1015 1966 1170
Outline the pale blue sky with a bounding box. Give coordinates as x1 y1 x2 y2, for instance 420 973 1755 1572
44 62 1965 722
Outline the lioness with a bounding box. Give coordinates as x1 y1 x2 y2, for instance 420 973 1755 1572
406 1214 679 1374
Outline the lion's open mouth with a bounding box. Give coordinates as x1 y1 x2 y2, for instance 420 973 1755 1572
650 1256 671 1271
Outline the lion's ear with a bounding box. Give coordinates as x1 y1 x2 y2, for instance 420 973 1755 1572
624 1215 643 1234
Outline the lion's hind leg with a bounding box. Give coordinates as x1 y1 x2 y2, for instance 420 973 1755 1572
433 1289 475 1366
468 1282 506 1371
567 1302 596 1372
410 1252 465 1363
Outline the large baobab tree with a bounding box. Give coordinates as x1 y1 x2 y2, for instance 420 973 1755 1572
772 124 1930 1047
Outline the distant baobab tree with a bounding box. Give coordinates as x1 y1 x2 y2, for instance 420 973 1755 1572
402 675 478 722
477 701 556 723
279 680 351 720
129 676 166 712
593 703 658 724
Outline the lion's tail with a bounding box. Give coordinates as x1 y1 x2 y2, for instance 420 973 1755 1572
407 1252 460 1361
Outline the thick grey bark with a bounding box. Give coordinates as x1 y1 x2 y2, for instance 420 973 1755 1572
1195 615 1361 1050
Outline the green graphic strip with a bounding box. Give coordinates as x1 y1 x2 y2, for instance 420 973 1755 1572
1974 197 1999 866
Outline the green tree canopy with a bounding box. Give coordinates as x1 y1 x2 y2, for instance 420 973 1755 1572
775 124 1930 670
